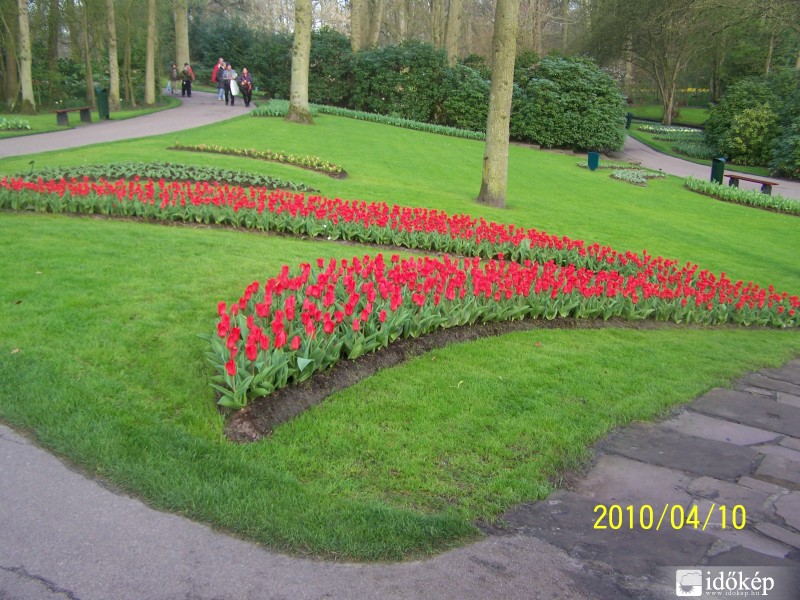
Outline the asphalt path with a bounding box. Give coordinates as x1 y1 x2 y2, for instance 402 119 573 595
614 136 800 200
0 91 250 159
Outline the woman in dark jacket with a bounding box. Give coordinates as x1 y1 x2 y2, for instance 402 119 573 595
238 68 253 108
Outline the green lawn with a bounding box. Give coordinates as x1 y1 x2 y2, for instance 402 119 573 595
0 97 180 139
1 111 799 560
628 104 709 127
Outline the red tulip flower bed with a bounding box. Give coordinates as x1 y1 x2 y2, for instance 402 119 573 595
208 252 799 407
2 175 798 408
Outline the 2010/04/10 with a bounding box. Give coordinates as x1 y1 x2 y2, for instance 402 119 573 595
593 503 746 531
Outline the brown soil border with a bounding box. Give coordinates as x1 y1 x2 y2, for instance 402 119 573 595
224 316 688 443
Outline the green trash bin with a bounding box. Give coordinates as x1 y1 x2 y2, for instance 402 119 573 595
710 157 726 184
96 87 110 120
587 151 600 171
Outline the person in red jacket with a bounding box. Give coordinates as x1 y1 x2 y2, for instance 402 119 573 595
211 57 225 101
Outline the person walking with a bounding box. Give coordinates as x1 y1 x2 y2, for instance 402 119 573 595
238 68 253 108
222 63 237 106
168 63 179 95
180 63 195 97
211 57 225 101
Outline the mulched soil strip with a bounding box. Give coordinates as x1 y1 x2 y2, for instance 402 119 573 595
224 316 686 443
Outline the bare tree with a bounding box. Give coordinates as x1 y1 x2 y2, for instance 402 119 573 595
477 0 520 208
587 0 709 125
287 0 314 123
18 0 36 113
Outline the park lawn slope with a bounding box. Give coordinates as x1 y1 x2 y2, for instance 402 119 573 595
1 213 799 560
1 113 799 559
0 112 798 290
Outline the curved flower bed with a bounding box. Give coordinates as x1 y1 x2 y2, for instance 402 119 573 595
207 253 799 407
0 175 696 275
170 142 347 178
2 174 798 408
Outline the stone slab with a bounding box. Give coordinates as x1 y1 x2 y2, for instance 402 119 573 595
737 476 789 495
777 392 800 408
574 455 693 506
780 436 800 452
600 423 761 481
755 522 800 550
687 477 773 522
740 373 800 396
689 503 791 558
501 491 716 578
691 389 800 437
758 360 800 383
775 492 800 531
661 412 780 446
755 454 800 491
705 545 799 567
741 385 776 398
753 444 800 461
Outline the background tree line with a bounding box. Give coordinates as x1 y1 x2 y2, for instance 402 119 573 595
3 0 798 114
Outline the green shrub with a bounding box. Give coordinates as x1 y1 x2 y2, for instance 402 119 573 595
705 72 800 168
351 41 449 122
308 28 353 106
511 55 627 151
705 78 774 153
438 64 490 132
719 104 779 166
770 116 800 179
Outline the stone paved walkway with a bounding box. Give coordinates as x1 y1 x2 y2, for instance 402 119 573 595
493 359 800 598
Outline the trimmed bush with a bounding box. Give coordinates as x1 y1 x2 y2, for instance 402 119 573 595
770 116 800 179
719 104 780 166
438 64 490 132
511 55 627 151
351 41 449 122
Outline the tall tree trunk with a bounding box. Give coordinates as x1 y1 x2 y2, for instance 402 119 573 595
106 0 121 111
765 31 774 75
561 0 569 51
796 46 800 70
1 2 21 106
477 0 520 208
287 0 314 124
17 0 35 113
124 28 135 106
444 0 463 66
366 0 385 47
531 0 544 57
432 0 444 47
174 0 190 70
47 0 60 70
351 0 364 51
82 2 96 106
144 0 156 105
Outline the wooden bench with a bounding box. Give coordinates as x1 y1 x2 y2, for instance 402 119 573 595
726 173 779 196
55 106 93 127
